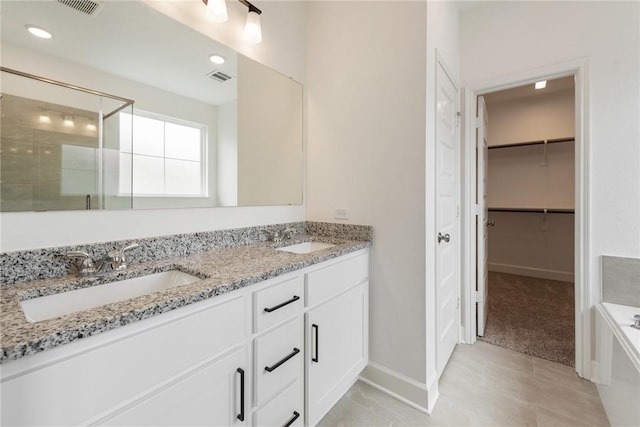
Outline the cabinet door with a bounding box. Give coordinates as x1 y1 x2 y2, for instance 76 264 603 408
101 348 248 426
306 283 367 426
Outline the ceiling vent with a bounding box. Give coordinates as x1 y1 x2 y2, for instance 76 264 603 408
57 0 103 16
207 70 233 83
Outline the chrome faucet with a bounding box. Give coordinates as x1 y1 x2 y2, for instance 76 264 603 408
64 243 139 276
64 251 98 277
96 243 139 274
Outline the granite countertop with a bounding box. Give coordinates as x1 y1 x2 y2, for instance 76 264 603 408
0 235 370 364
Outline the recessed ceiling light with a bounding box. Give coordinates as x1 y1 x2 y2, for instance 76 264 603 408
535 80 547 90
26 25 52 39
209 54 226 65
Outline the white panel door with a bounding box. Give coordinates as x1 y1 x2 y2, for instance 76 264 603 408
435 62 459 375
476 96 489 337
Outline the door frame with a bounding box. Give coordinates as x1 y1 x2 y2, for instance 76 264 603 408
460 58 592 379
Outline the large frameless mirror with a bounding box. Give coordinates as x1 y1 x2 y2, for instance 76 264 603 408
0 0 303 212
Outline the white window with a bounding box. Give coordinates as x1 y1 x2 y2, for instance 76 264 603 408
118 110 207 197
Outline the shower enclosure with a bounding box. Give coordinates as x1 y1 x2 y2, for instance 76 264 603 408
0 67 134 211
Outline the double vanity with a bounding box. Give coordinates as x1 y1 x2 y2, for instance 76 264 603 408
0 223 372 426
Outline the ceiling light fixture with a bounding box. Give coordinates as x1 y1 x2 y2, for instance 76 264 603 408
204 0 228 23
26 25 53 39
209 54 226 64
535 80 547 90
243 6 262 44
39 110 51 124
86 119 97 131
63 114 75 127
202 0 262 44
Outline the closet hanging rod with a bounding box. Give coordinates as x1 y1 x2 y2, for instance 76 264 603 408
488 207 575 214
488 137 574 150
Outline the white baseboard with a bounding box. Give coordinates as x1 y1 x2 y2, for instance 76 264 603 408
488 262 574 282
358 362 431 414
590 360 601 384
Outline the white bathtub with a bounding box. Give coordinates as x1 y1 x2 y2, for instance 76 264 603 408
595 302 640 427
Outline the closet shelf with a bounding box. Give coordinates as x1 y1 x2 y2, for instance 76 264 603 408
488 137 574 150
488 207 575 214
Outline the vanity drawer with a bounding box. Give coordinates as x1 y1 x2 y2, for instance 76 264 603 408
253 379 302 427
254 275 303 333
254 317 302 407
305 252 368 307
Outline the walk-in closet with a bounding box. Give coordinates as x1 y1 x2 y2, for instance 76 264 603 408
478 76 576 366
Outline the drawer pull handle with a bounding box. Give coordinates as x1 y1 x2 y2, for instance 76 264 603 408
236 368 245 422
264 295 300 313
265 347 300 372
283 410 300 427
312 324 319 363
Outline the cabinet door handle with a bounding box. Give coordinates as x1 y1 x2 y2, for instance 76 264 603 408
283 410 301 427
312 324 319 363
264 295 300 313
236 368 245 422
265 347 300 372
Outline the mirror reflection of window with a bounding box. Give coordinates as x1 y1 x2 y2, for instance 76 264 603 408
118 111 208 198
60 145 98 196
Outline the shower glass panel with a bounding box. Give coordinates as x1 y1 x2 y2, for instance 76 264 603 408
0 68 133 211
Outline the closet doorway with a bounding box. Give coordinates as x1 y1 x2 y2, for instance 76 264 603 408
476 76 576 367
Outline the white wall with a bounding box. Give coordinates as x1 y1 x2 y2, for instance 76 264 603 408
460 0 640 373
306 0 429 407
487 88 575 146
488 141 575 210
0 1 307 252
461 1 640 257
217 100 238 206
487 141 575 281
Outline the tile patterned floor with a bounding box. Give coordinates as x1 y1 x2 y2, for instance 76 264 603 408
318 342 609 427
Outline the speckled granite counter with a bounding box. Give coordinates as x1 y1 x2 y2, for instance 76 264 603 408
1 230 371 364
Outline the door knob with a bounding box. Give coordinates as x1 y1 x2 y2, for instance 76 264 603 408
438 232 450 243
488 220 496 227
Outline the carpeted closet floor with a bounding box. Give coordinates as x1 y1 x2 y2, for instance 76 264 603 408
478 271 575 367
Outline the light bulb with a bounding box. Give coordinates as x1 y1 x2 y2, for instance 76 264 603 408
244 10 262 44
206 0 228 23
63 115 75 127
26 25 52 39
209 54 226 64
39 111 51 124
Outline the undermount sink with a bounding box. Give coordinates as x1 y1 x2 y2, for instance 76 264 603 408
20 270 200 323
276 241 335 254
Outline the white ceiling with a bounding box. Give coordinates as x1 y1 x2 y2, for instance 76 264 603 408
1 0 238 106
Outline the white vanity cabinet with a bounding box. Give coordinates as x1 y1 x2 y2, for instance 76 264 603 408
304 251 369 426
101 348 247 426
1 248 369 427
1 293 248 427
